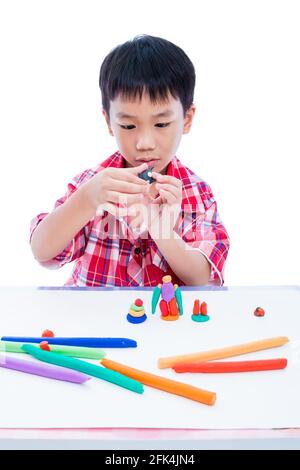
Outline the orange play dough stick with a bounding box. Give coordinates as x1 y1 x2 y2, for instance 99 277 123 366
101 358 216 406
173 358 288 373
158 336 289 369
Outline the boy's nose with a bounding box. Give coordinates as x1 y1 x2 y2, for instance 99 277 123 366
136 134 155 151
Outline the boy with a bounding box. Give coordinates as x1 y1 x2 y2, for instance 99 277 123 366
30 35 230 287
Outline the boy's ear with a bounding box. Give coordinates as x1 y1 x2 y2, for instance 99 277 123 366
183 104 196 134
102 110 114 136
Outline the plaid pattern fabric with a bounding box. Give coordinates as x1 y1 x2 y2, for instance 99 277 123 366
30 151 230 286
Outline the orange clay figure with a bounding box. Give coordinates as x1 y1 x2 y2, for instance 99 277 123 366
127 298 147 324
151 275 183 321
191 299 210 322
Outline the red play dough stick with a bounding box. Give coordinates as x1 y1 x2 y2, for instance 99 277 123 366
173 358 288 373
193 300 200 315
200 302 207 315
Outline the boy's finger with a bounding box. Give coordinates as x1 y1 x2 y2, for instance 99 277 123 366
158 188 177 204
108 179 148 194
145 192 163 204
151 172 182 188
111 166 148 185
128 162 149 174
125 163 151 183
155 183 180 198
107 191 144 205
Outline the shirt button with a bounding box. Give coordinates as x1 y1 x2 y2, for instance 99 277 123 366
134 247 141 255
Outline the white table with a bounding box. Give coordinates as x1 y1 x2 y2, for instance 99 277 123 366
0 286 299 449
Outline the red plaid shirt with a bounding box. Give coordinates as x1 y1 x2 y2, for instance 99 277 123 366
30 151 230 287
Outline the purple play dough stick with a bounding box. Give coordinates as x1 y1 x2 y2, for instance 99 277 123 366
0 354 90 384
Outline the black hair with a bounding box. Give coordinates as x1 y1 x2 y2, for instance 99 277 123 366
99 34 195 116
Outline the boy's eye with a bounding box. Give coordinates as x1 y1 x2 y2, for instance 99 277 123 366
119 124 135 130
155 122 170 128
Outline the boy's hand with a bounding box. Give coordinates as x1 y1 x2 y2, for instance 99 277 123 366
127 172 182 238
150 172 182 206
147 172 182 239
84 163 148 217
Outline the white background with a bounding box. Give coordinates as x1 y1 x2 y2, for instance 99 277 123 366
0 0 299 287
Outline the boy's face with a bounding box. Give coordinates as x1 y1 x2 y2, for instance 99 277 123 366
103 92 195 174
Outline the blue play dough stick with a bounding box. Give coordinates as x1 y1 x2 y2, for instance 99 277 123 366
1 336 137 348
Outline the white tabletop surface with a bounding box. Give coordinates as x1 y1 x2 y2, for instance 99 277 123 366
0 285 299 449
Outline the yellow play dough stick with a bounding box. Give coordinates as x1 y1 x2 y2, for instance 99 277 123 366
158 336 289 369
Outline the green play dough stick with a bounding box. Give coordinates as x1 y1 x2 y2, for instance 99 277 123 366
21 344 144 394
152 286 161 314
175 287 184 316
0 341 106 359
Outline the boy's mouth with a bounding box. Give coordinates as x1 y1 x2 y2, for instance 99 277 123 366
137 158 160 167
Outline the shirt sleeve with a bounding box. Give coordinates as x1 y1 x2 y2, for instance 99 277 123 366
178 195 230 286
29 172 94 270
